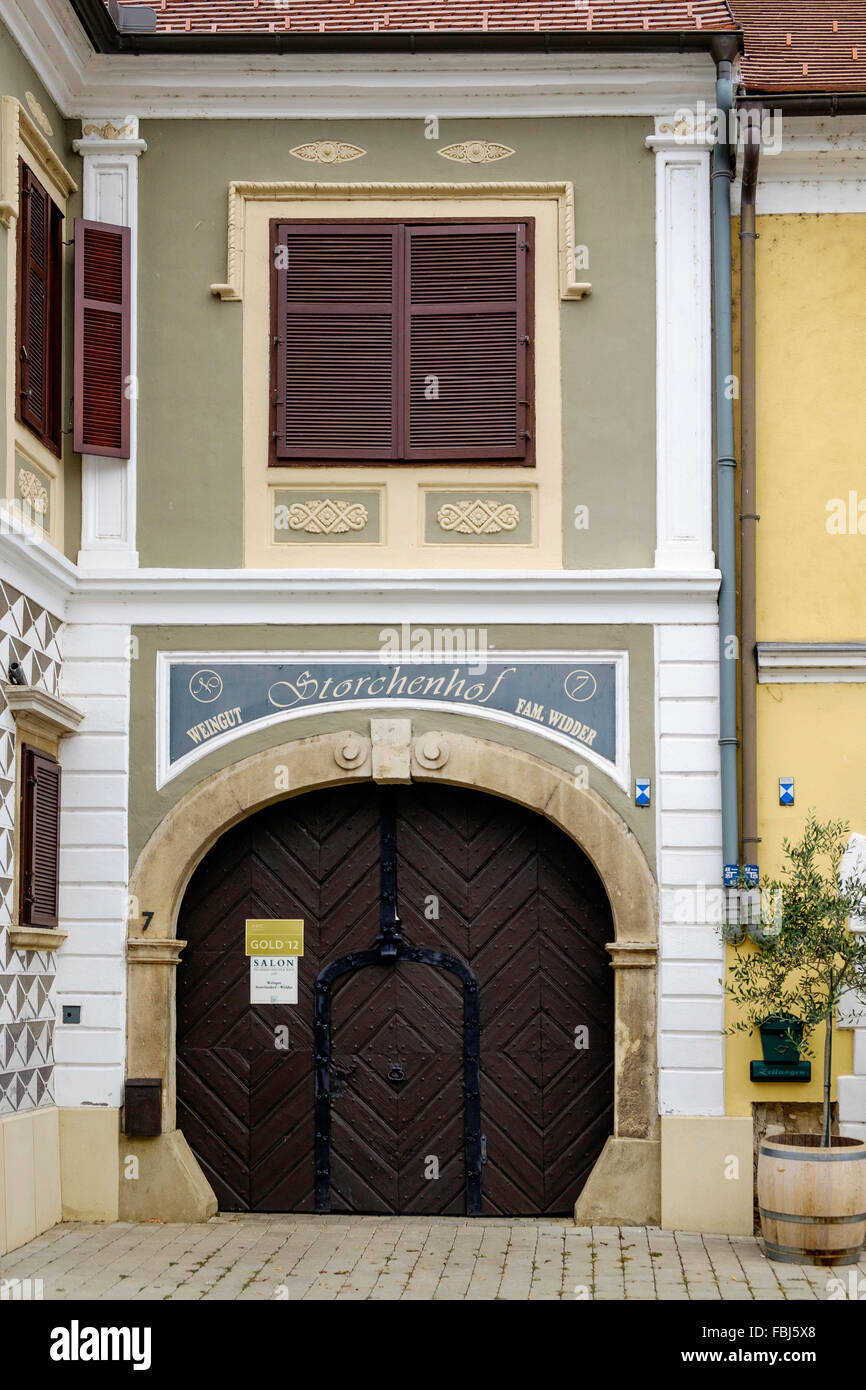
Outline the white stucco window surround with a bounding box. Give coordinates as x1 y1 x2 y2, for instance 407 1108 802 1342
72 118 146 572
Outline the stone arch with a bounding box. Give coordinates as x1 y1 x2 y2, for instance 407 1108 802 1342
124 724 659 1223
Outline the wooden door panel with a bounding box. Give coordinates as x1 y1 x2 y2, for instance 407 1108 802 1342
177 779 614 1216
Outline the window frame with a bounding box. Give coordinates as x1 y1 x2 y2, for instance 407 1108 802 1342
269 216 535 468
16 157 64 458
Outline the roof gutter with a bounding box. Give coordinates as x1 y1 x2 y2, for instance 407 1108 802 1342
737 93 866 114
70 0 741 57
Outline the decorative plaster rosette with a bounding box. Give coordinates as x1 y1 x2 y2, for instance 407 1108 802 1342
414 732 450 771
438 141 515 164
17 469 48 515
333 733 370 770
290 141 365 164
436 499 520 536
287 499 368 535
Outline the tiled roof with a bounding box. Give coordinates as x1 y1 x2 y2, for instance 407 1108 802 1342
732 1 866 93
107 1 738 35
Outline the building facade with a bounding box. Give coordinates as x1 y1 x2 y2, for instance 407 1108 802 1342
726 1 866 1166
6 0 849 1253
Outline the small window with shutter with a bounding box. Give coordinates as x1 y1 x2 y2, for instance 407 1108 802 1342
16 160 64 456
19 744 61 930
74 218 132 459
271 219 533 466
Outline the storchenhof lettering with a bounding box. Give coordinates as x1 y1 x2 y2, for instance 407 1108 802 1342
163 654 624 787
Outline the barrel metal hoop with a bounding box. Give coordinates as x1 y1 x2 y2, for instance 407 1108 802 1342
759 1206 866 1225
762 1240 861 1266
761 1144 866 1163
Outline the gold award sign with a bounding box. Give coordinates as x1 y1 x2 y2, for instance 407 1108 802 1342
245 920 304 957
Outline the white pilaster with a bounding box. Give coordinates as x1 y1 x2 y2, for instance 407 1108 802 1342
647 116 714 572
655 622 725 1116
72 118 146 570
55 623 130 1108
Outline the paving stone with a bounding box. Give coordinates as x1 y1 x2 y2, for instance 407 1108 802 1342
5 1216 853 1301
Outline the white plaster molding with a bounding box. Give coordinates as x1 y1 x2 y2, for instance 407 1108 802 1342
72 118 146 571
3 684 84 737
729 120 866 215
69 569 721 627
757 642 866 684
652 139 714 573
209 181 590 302
0 504 77 617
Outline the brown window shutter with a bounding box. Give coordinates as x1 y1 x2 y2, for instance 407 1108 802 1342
74 218 131 458
403 222 531 462
272 222 400 461
17 161 62 451
19 745 61 930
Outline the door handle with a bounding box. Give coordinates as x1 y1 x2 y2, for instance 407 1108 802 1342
480 1134 488 1164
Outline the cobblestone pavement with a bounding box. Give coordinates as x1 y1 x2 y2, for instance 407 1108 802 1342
2 1217 864 1301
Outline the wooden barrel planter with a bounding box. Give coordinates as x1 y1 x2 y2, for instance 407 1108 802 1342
758 1133 866 1266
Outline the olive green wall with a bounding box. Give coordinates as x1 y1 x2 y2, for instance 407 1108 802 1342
136 116 656 569
0 20 82 562
128 622 655 869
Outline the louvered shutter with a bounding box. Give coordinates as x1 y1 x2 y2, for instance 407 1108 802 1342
74 218 131 458
18 162 54 443
20 745 61 930
273 223 400 460
403 222 530 462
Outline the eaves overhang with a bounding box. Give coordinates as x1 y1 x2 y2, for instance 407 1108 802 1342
69 0 741 59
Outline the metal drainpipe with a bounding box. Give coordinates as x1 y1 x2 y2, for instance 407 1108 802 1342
712 42 741 876
739 108 762 872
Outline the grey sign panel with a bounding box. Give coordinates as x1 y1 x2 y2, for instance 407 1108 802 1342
167 657 620 778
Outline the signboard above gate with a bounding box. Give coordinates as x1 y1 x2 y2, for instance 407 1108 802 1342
157 651 628 790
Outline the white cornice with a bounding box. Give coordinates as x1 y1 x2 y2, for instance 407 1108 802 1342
2 1 719 118
730 118 866 214
758 642 866 684
68 569 720 626
0 511 720 625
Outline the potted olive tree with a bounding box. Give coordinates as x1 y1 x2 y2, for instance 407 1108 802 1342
724 815 866 1265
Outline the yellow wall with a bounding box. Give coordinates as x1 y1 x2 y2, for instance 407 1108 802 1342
726 211 866 1117
726 659 863 1114
755 213 866 641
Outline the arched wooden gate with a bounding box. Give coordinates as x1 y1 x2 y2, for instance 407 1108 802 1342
176 780 614 1215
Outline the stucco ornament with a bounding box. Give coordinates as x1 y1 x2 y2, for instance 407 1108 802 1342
333 733 370 770
286 499 368 535
290 141 365 164
25 92 53 138
438 141 515 163
17 470 48 515
437 499 520 535
414 732 450 771
82 119 135 140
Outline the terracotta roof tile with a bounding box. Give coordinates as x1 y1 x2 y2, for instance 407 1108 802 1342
731 1 866 94
107 0 737 36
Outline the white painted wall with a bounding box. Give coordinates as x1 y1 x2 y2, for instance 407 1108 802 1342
54 623 130 1108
